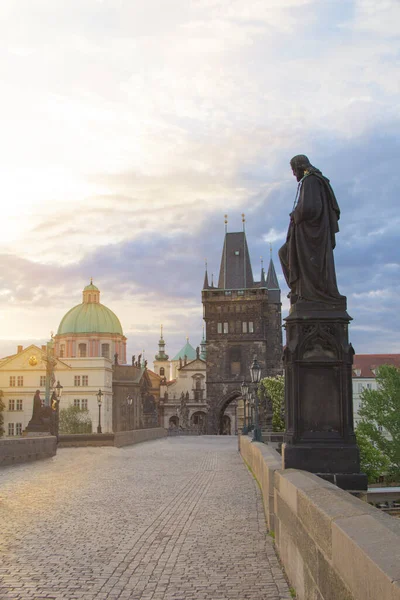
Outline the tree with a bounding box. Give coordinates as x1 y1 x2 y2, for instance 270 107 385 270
259 375 285 432
355 427 390 483
0 390 4 437
358 364 400 482
59 405 92 434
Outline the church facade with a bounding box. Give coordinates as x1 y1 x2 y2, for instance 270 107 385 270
202 229 283 434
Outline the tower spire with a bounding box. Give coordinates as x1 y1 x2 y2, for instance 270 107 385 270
261 256 266 285
203 258 209 289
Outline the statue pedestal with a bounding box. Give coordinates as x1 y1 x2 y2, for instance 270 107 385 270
282 299 367 491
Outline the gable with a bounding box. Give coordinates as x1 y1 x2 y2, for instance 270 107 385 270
180 358 206 372
0 344 71 371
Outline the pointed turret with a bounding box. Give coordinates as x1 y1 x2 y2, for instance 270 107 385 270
266 258 279 290
203 260 209 289
260 257 266 286
266 257 281 304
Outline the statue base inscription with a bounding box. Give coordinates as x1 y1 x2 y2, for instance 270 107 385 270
282 299 367 491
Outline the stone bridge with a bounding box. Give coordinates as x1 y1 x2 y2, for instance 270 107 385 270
0 436 399 600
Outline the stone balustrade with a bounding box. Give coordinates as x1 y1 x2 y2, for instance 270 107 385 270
0 435 57 466
240 435 400 600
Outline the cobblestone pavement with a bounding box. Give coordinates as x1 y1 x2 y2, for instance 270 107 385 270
0 436 291 600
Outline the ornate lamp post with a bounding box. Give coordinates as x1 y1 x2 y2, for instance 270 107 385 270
250 356 262 442
240 380 249 434
127 394 133 430
97 389 103 434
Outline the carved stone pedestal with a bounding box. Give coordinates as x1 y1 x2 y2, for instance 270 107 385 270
282 299 367 491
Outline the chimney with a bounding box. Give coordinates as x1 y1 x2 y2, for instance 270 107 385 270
41 345 46 351
17 345 23 353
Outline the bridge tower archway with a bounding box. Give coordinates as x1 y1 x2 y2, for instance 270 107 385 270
217 390 243 435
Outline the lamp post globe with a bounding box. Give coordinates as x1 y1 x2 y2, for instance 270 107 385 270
250 356 262 442
97 389 103 434
240 380 249 435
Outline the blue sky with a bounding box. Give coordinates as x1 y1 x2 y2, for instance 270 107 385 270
0 0 399 361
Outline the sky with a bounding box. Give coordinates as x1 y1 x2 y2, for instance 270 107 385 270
0 0 399 362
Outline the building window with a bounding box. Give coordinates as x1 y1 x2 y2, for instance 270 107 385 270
9 376 15 387
366 383 372 390
74 376 81 387
358 383 364 393
217 323 222 334
235 321 241 333
230 347 241 376
160 367 165 377
17 376 23 386
16 399 23 411
40 376 46 387
237 290 244 296
16 423 22 435
82 375 88 386
223 322 229 334
74 399 80 408
60 344 65 357
248 322 254 333
102 344 110 358
8 423 14 436
78 343 87 358
242 322 247 333
8 399 15 411
81 399 88 410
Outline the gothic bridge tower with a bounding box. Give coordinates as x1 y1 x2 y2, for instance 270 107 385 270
202 220 283 434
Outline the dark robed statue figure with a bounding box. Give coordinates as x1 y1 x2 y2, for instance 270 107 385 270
279 155 344 304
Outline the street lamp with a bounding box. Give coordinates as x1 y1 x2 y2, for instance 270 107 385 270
126 394 133 430
97 389 103 434
240 380 249 434
250 356 262 442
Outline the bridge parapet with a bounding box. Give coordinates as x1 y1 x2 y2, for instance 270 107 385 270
240 435 400 600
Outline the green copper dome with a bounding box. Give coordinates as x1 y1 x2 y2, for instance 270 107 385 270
57 303 123 335
57 281 123 335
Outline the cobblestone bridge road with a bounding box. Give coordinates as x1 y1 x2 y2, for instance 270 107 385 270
0 437 291 600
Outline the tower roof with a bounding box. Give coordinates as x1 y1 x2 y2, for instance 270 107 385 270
266 258 280 290
217 232 254 289
172 339 196 361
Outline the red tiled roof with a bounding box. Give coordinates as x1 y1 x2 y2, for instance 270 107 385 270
352 354 400 378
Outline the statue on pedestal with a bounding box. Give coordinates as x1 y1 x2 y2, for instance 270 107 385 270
278 155 367 490
279 155 345 306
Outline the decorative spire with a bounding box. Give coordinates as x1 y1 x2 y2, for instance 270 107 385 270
211 273 214 287
203 258 209 289
90 276 93 284
155 325 169 361
200 325 207 360
224 214 228 234
266 256 280 290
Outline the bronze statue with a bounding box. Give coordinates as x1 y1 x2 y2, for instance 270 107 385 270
279 155 344 305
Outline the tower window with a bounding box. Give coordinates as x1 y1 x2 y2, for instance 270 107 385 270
160 367 165 377
217 323 222 334
242 322 247 333
102 344 110 358
223 322 229 334
78 343 87 358
248 322 254 333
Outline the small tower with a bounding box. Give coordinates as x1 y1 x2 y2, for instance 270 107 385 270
153 325 170 380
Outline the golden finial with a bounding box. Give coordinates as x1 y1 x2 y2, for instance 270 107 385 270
224 214 228 233
90 276 93 284
270 243 272 257
186 335 189 342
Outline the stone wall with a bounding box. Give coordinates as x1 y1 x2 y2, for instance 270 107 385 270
0 436 57 466
240 435 400 600
58 428 167 448
114 427 167 447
